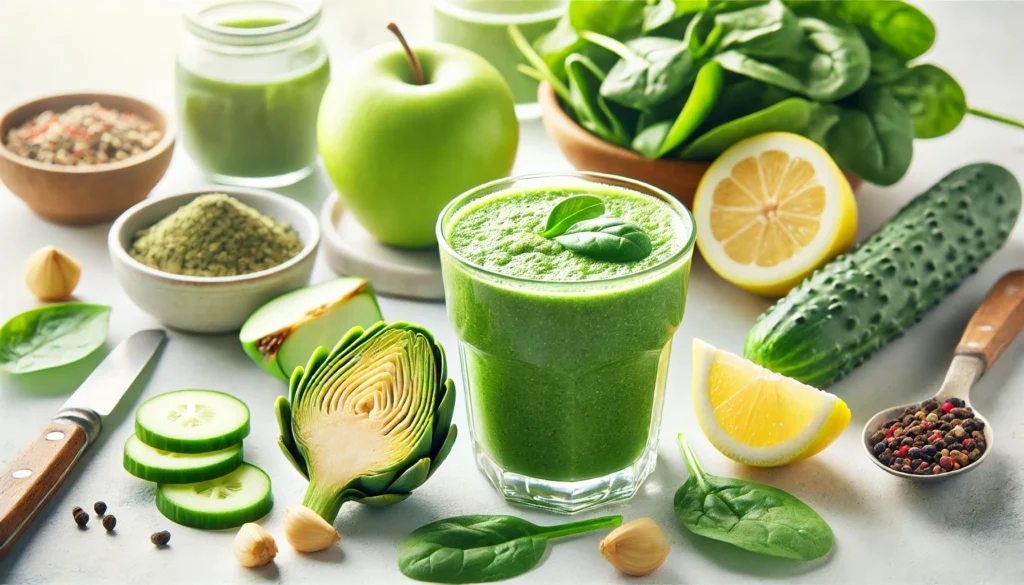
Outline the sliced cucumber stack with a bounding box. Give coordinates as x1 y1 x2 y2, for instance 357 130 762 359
156 463 273 530
123 434 243 484
135 389 250 453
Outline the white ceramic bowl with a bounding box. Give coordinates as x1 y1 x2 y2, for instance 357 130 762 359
109 186 320 333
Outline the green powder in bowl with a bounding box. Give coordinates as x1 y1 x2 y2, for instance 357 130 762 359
129 193 303 277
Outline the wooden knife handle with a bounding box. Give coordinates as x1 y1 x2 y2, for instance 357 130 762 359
0 421 88 560
955 270 1024 371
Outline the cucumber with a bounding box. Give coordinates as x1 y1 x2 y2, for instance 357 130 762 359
744 163 1021 387
123 434 243 484
136 390 250 454
156 463 273 530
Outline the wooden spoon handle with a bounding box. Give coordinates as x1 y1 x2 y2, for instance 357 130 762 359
0 421 88 560
955 270 1024 371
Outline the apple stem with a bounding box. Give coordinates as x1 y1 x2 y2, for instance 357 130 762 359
387 22 425 85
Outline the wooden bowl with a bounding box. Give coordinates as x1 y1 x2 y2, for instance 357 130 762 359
0 93 175 224
538 82 861 207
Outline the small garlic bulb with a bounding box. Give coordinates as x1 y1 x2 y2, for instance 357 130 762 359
283 505 340 552
599 517 670 576
25 246 80 301
234 522 278 568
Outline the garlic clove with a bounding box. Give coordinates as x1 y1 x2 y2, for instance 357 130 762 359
234 522 278 568
599 517 670 577
24 246 81 301
283 505 340 552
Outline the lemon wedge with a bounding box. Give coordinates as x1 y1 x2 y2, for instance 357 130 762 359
692 338 850 467
693 132 857 296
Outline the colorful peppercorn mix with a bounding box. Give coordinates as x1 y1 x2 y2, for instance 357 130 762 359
869 398 987 475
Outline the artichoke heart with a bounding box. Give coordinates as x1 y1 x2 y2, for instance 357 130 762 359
276 321 457 523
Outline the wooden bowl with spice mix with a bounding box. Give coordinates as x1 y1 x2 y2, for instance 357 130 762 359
0 93 175 224
108 187 319 333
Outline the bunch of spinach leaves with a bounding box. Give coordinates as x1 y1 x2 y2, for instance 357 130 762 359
515 0 1024 186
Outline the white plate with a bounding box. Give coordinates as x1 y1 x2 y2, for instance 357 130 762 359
318 192 444 301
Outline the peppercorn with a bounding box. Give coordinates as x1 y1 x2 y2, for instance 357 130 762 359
874 442 886 455
102 515 116 532
925 413 939 423
870 430 886 444
951 451 969 466
72 506 83 518
900 437 914 447
939 456 954 471
922 445 937 458
94 501 107 516
950 398 964 407
74 510 89 528
941 402 954 413
907 447 922 460
962 419 978 432
939 422 952 431
151 530 170 546
898 445 910 457
932 465 943 474
872 396 984 476
900 465 913 473
941 413 954 422
968 449 981 461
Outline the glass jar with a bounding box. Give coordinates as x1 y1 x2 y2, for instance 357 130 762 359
176 0 330 187
433 0 567 120
437 172 695 513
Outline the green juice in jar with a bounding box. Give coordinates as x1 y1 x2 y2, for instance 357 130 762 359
176 14 330 186
434 0 566 118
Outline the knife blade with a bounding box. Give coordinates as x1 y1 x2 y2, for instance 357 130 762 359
0 329 167 560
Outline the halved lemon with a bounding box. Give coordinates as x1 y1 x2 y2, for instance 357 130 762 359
693 132 857 296
692 338 850 467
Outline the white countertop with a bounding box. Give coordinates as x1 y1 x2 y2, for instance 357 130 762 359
1 1 1023 584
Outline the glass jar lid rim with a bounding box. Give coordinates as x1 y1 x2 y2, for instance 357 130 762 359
184 0 322 45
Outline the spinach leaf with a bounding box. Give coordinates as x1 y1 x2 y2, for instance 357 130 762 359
823 87 913 186
680 97 814 160
568 0 646 39
555 217 653 262
540 194 606 238
535 16 614 83
0 303 111 374
673 433 834 561
643 0 707 36
509 24 571 103
699 76 794 130
711 0 803 58
785 0 935 61
634 61 724 158
565 54 631 147
398 514 622 583
887 64 966 139
859 27 907 87
714 17 870 102
802 102 841 146
589 33 698 110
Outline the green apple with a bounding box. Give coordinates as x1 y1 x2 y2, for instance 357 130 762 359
318 25 518 248
239 278 383 381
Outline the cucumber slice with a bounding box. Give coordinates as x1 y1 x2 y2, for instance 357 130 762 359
123 434 243 484
136 390 250 453
156 463 273 530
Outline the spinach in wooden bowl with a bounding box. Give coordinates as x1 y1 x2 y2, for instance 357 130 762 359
515 0 1024 186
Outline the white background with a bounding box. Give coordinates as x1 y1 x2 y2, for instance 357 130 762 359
1 1 1023 583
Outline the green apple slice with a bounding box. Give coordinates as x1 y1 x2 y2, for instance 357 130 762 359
239 278 383 381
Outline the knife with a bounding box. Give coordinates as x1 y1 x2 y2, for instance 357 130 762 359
0 329 166 560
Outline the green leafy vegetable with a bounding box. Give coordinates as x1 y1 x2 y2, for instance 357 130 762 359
0 303 111 374
509 24 570 103
673 433 834 560
540 194 606 238
824 87 914 186
887 64 966 139
398 514 623 583
634 60 724 158
785 0 935 61
588 33 697 110
681 97 814 160
554 217 653 262
516 0 1024 186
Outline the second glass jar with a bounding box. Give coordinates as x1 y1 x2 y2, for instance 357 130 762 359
176 0 329 187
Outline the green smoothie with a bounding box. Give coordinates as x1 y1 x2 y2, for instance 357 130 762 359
175 18 330 181
441 182 692 483
434 0 565 107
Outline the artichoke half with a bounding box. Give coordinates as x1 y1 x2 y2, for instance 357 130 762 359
275 321 457 528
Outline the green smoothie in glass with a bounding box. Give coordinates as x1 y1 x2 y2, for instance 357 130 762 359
434 0 566 119
438 173 694 513
176 1 329 187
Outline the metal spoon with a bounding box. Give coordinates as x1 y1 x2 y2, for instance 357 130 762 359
863 270 1024 480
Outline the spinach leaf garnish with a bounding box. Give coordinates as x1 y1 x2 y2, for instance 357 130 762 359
673 433 834 561
398 514 622 583
0 303 111 374
540 194 605 238
555 217 653 262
